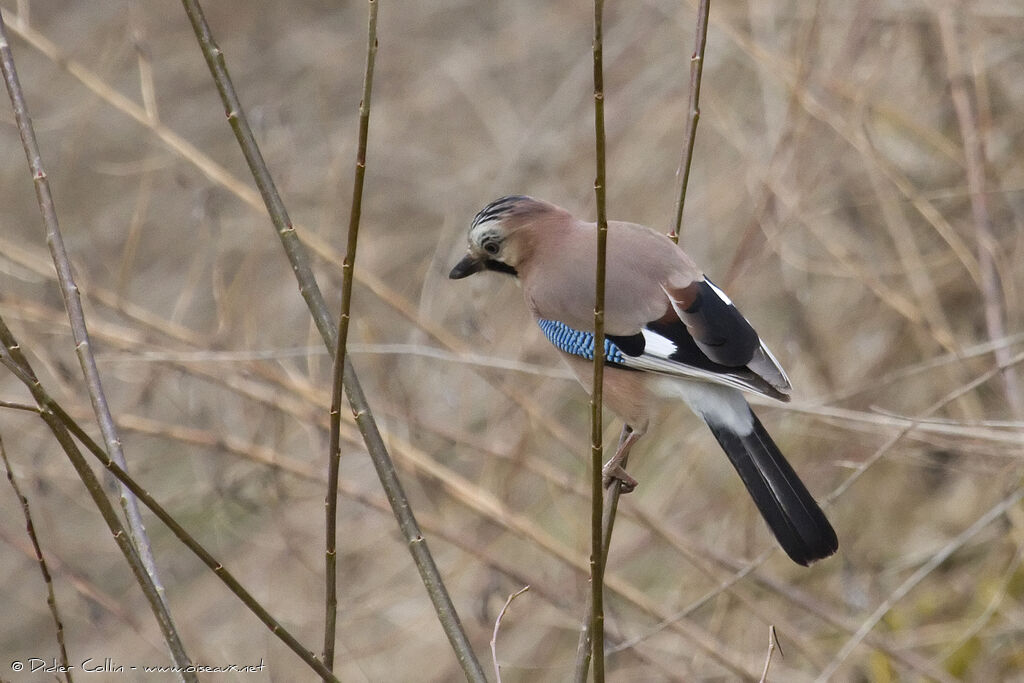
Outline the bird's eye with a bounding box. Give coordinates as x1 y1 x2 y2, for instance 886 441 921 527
482 239 500 256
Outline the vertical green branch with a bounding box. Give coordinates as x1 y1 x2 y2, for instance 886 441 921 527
574 428 631 683
589 1 609 680
670 0 710 243
324 0 378 673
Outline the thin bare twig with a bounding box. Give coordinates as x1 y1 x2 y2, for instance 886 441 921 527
0 12 189 676
490 585 530 683
670 0 711 243
759 625 782 683
324 0 378 673
0 399 40 413
589 1 610 680
1 435 73 683
178 2 485 679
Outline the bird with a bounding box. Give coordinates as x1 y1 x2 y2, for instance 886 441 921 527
449 195 838 566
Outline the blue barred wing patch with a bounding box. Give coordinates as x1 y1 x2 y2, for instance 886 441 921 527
537 319 627 366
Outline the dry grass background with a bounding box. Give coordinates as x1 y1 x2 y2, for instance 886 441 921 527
0 0 1022 681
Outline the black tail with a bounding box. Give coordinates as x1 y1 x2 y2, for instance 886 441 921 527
705 411 838 566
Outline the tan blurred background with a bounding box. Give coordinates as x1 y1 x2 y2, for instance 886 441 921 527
1 0 1022 680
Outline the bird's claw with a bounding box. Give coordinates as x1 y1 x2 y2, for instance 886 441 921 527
602 463 638 494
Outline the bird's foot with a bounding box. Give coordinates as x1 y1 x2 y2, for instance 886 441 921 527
602 462 638 494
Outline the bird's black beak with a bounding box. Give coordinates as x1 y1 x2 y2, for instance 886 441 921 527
449 253 485 279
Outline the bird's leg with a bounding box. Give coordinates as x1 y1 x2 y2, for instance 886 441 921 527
602 425 641 493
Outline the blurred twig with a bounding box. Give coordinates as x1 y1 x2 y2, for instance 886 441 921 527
723 0 818 288
825 349 1024 505
324 0 378 672
816 330 1024 405
130 18 159 123
179 0 333 345
1 434 73 682
937 7 1022 417
866 152 960 355
179 2 486 679
0 236 203 346
589 1 609 680
0 12 190 677
670 0 710 243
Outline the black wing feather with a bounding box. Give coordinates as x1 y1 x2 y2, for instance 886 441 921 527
678 280 760 367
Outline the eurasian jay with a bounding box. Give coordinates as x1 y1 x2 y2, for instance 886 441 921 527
449 195 838 566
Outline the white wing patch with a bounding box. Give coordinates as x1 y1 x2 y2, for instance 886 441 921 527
638 328 676 357
706 279 734 305
618 328 782 399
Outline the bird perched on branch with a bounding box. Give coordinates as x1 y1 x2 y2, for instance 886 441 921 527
449 195 838 566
